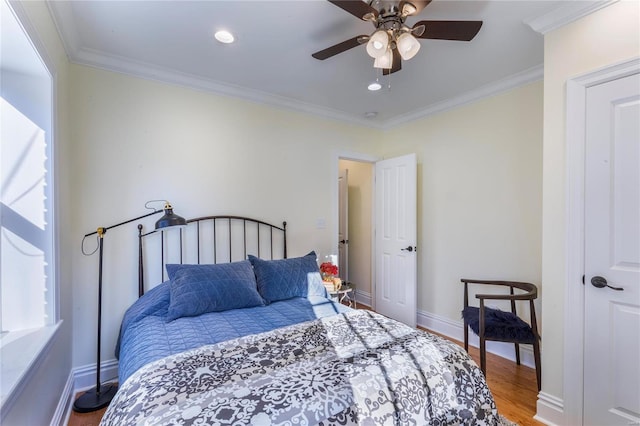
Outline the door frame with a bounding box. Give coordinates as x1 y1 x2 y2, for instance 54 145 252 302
332 150 379 309
563 57 639 425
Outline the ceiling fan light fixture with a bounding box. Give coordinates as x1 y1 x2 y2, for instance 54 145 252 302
397 32 420 60
401 2 417 16
373 48 393 69
214 30 235 44
366 30 389 59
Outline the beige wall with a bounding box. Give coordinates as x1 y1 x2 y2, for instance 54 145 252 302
376 82 543 322
339 160 373 296
68 65 382 369
541 0 640 402
69 66 544 379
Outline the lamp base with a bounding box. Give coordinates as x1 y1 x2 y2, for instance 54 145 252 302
72 383 118 413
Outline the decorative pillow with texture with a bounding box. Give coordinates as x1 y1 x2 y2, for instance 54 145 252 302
248 251 324 304
461 306 537 343
165 261 264 321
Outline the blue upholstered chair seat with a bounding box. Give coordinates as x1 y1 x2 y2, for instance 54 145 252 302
462 305 536 344
460 278 541 391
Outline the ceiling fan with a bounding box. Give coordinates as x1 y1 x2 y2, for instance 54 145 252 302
312 0 483 75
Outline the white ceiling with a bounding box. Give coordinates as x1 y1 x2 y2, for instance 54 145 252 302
46 1 583 128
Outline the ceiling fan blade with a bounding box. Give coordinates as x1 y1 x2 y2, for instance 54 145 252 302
312 35 369 60
414 20 483 41
382 48 402 75
399 0 432 16
327 0 379 21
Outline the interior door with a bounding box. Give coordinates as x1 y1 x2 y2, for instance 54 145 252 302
374 153 417 327
338 168 349 282
584 72 640 425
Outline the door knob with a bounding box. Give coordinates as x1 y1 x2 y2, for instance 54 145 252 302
401 246 416 252
590 276 624 291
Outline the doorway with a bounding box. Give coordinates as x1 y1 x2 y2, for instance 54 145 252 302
338 159 374 308
337 153 418 324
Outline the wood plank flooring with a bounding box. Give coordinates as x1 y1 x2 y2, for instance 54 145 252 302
425 329 543 426
68 311 542 426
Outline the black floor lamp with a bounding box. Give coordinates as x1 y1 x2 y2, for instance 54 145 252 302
73 201 186 413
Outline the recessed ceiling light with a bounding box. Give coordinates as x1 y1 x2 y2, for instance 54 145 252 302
368 82 382 91
214 30 235 44
364 111 378 119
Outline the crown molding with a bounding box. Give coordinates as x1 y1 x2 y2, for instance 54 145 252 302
382 64 543 129
46 0 541 130
69 45 384 130
524 0 619 34
45 0 77 61
66 44 543 130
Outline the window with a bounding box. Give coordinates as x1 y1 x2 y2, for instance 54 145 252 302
1 98 52 332
1 0 54 334
0 0 57 410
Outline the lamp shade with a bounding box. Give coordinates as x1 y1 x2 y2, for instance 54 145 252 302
155 203 187 230
401 1 417 16
366 30 390 59
373 48 393 69
397 32 421 60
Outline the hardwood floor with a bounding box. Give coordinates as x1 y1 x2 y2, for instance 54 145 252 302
68 314 542 426
68 404 107 426
425 329 543 426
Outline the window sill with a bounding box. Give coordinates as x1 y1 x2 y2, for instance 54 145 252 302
0 321 62 416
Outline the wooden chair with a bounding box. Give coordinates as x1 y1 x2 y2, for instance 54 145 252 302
461 278 541 391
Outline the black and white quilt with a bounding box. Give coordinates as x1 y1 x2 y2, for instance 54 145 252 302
101 310 499 425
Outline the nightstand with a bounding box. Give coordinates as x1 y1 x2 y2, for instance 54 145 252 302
329 283 355 308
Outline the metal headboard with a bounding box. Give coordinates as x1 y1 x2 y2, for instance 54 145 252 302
137 215 287 297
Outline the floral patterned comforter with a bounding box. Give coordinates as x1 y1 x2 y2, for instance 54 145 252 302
101 310 499 425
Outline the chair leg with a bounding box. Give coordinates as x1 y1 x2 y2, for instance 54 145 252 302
533 339 542 391
514 342 521 365
480 336 487 375
463 321 469 352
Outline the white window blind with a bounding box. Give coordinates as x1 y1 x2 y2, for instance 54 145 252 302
1 98 52 332
0 0 55 334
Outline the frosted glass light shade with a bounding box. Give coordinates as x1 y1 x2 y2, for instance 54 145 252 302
401 2 417 16
373 48 393 69
366 30 389 59
397 32 421 60
214 30 234 44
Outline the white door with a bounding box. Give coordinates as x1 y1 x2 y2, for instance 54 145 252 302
338 168 349 282
584 72 640 425
375 154 417 327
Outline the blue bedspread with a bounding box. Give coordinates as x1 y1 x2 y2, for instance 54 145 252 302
116 281 350 384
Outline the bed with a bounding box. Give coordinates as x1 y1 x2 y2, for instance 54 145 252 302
102 215 501 425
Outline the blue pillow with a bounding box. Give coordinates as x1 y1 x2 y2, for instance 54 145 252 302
248 251 324 304
165 261 264 321
461 306 537 344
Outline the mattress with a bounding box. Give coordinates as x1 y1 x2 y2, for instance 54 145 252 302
116 280 351 384
105 309 499 425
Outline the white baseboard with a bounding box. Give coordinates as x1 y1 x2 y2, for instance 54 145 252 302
72 358 119 392
416 310 537 369
50 371 74 426
534 392 565 425
354 289 372 308
57 359 119 425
